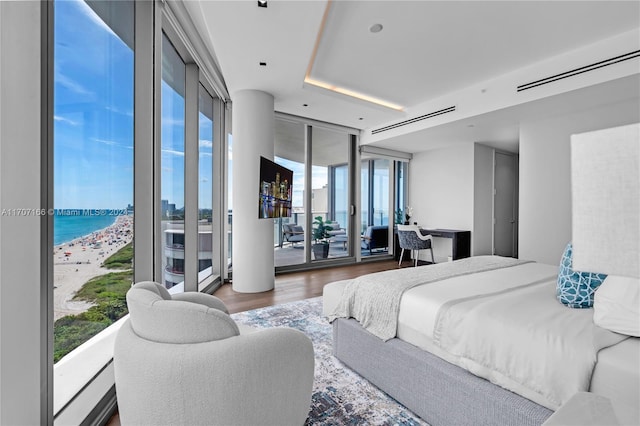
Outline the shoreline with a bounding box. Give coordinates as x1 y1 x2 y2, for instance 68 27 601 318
53 215 133 321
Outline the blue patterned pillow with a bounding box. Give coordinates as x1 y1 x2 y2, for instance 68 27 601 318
557 243 607 308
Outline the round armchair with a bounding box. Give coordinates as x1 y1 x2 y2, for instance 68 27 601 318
114 281 315 425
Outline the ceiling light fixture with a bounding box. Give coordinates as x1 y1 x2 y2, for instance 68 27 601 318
369 23 383 33
304 77 404 111
303 2 404 112
257 1 267 8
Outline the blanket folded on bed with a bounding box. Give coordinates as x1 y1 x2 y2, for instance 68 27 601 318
433 279 628 409
328 256 530 340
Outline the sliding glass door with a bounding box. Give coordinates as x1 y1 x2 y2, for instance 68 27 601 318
360 157 409 258
311 126 350 262
274 119 306 267
273 117 356 269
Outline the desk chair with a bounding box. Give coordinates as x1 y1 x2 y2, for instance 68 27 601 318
397 224 435 267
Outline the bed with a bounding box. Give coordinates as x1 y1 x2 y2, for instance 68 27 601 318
323 256 640 426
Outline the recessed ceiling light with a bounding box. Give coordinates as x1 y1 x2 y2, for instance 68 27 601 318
303 104 308 107
259 62 267 66
359 117 364 120
369 23 383 33
257 1 267 8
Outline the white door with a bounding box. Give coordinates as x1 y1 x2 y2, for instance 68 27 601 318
494 152 517 257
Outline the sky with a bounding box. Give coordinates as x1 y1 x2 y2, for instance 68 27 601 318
226 143 329 210
54 0 213 211
54 0 134 209
274 157 328 210
52 0 353 214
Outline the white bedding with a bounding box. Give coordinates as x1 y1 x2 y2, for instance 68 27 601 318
397 262 559 344
329 256 530 340
325 259 633 411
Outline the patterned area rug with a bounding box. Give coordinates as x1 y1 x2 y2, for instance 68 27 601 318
231 297 428 425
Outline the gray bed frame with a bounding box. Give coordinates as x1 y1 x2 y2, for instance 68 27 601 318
333 318 553 426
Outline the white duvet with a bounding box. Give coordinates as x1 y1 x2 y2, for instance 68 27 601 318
333 258 629 410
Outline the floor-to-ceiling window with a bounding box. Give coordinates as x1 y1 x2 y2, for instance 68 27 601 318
198 85 214 279
48 1 228 422
361 162 370 233
360 159 389 256
312 126 350 262
53 0 134 367
273 116 355 269
160 34 186 290
372 159 390 226
227 133 233 269
52 0 135 420
360 157 408 257
395 161 409 224
274 119 306 267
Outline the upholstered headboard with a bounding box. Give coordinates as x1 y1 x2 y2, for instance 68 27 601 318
571 123 639 278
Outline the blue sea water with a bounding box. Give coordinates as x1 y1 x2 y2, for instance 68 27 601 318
54 211 120 246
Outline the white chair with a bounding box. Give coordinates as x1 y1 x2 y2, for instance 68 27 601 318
114 281 315 425
397 224 434 267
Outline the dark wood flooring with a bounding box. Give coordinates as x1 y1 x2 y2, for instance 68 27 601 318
216 259 401 314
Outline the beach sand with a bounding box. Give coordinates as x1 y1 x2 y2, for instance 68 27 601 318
53 215 133 321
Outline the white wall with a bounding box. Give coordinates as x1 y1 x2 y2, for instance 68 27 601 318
473 144 494 256
519 98 640 265
410 144 475 262
0 1 49 424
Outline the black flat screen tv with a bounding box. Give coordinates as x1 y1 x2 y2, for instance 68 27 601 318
259 156 293 219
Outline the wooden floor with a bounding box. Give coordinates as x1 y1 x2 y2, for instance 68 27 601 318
215 259 401 314
106 258 402 426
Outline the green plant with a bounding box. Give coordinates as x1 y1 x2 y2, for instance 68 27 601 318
312 216 333 243
102 242 133 269
394 209 404 225
53 269 133 362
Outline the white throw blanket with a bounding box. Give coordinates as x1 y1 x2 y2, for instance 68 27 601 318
433 278 628 409
329 256 530 341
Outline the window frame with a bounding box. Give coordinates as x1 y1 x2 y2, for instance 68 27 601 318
47 1 229 423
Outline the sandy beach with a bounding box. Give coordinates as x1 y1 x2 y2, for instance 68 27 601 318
53 215 133 321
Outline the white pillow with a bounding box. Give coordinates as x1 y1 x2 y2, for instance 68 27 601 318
593 275 640 337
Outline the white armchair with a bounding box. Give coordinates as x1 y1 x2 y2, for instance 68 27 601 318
114 281 315 426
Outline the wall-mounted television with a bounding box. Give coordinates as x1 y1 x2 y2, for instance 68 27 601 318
259 156 293 219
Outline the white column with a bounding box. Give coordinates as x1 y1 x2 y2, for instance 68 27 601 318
232 90 275 293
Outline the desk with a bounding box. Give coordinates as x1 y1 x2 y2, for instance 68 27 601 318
420 229 471 260
393 228 471 262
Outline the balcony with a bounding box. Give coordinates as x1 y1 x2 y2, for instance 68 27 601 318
164 243 185 260
164 266 185 284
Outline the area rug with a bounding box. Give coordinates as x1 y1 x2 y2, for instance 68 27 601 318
231 297 428 425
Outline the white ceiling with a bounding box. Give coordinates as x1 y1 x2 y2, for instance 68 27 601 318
184 0 640 154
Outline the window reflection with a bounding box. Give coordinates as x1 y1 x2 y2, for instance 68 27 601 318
198 85 214 277
161 34 186 290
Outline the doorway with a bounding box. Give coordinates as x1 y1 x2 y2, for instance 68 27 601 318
494 151 518 257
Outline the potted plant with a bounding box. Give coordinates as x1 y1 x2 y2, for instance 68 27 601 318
312 216 333 259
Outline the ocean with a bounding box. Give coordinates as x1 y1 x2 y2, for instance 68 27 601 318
53 210 121 246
